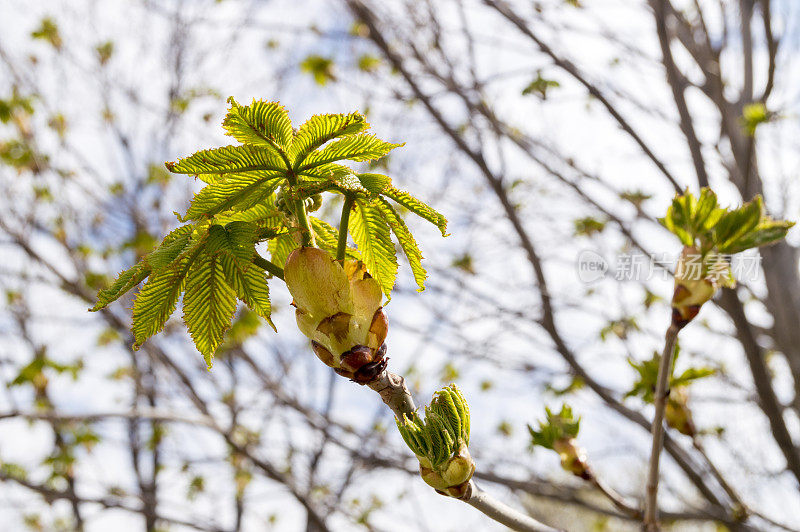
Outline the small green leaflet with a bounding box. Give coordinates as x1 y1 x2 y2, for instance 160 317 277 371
222 255 275 330
166 145 285 176
528 405 580 450
289 112 369 166
298 134 403 171
625 348 715 404
183 250 238 367
132 230 205 349
182 175 283 221
223 97 293 153
358 173 448 237
374 197 426 291
268 232 299 269
90 224 194 312
350 198 398 297
132 254 194 349
91 263 148 312
144 225 193 269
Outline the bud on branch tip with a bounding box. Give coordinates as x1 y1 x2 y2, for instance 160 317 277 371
659 188 793 328
396 385 475 498
529 405 592 480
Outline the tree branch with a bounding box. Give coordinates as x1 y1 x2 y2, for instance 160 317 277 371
465 482 564 532
343 0 733 519
484 0 684 193
650 0 710 188
644 323 680 530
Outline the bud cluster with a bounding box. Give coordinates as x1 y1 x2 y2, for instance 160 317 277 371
660 189 793 328
671 246 731 328
396 385 475 498
626 348 710 439
528 405 592 480
284 247 388 383
664 386 695 437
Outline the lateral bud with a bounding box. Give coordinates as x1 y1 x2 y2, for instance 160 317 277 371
665 386 696 437
553 437 593 480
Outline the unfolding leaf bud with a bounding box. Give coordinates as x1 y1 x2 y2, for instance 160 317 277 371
665 386 695 437
396 385 475 498
419 443 475 498
275 189 294 216
305 193 323 212
284 247 388 382
672 247 724 329
441 443 475 487
553 437 592 480
285 247 351 318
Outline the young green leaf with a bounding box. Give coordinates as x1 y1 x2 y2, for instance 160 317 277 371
310 217 361 261
132 258 192 349
713 196 762 252
528 405 580 450
268 232 299 269
222 255 275 331
183 174 282 221
220 221 259 261
298 134 403 171
350 199 398 297
183 251 238 367
91 225 194 312
144 225 194 270
374 197 426 291
741 102 770 135
215 202 283 228
296 162 354 183
166 145 286 176
626 348 714 403
290 112 368 167
379 182 448 237
223 97 293 153
132 234 205 349
355 172 392 193
661 188 793 257
300 55 336 85
723 219 794 254
90 263 148 311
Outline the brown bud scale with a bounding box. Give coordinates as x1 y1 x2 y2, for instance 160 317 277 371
340 345 374 372
352 357 388 384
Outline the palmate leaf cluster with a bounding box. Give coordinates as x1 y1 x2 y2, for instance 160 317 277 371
659 188 793 255
91 98 446 366
528 404 580 450
625 347 715 404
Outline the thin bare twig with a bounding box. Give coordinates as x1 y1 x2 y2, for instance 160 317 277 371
644 323 680 530
465 482 564 532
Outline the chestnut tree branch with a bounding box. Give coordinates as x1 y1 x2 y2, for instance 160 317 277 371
643 323 680 530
